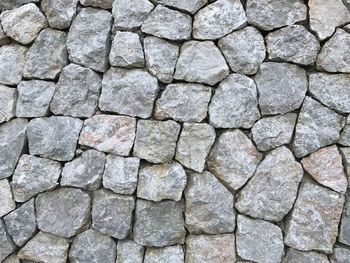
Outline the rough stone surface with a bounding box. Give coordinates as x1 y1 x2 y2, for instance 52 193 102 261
0 179 15 217
0 220 16 262
2 254 20 263
339 147 350 177
339 194 350 246
144 245 184 263
0 0 39 10
116 240 144 263
330 246 350 263
340 124 350 146
0 24 9 46
0 85 16 124
80 0 112 9
282 248 330 263
41 0 78 29
154 0 207 14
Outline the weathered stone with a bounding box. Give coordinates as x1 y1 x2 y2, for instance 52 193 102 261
282 248 330 263
80 0 112 9
293 97 345 158
41 0 78 29
141 5 192 41
0 179 15 217
285 182 345 253
50 64 101 118
69 229 117 263
0 0 39 10
330 246 350 263
236 215 284 263
134 120 180 163
0 85 16 124
155 83 211 122
154 0 206 14
134 199 186 247
67 7 112 72
236 146 303 221
36 188 91 237
339 147 350 177
92 189 134 239
116 240 144 263
99 68 159 118
340 122 350 146
144 246 184 263
2 253 20 263
339 194 350 246
266 25 320 65
255 62 307 115
174 41 229 85
27 116 82 162
79 115 136 156
0 220 16 262
208 130 262 191
176 123 215 173
0 24 9 46
102 155 139 195
218 26 265 75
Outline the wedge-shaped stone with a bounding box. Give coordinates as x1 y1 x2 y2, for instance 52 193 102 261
0 85 16 124
0 220 16 262
339 194 350 246
282 248 330 263
144 245 184 263
154 0 207 14
0 179 15 217
80 0 112 9
116 240 144 263
0 45 27 86
41 0 78 29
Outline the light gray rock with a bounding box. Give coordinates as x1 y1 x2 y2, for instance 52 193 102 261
41 0 78 29
154 0 207 14
134 199 186 247
174 41 229 85
293 97 345 158
282 248 330 263
2 253 20 263
0 24 9 46
0 220 16 262
330 246 350 263
0 85 16 124
255 62 307 115
79 115 136 156
339 194 350 246
36 188 91 237
144 246 184 263
339 147 350 177
0 179 15 217
67 7 112 72
0 0 39 10
154 83 211 122
80 0 112 9
99 68 159 118
116 240 144 263
208 130 262 191
340 119 350 146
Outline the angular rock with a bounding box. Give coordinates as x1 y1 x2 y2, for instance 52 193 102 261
116 240 144 263
99 68 159 118
36 188 91 237
144 246 184 263
340 118 350 146
174 41 229 85
2 253 20 263
41 0 78 29
141 5 192 41
282 248 330 263
79 115 136 156
154 83 211 122
0 0 40 10
339 147 350 177
134 199 186 247
0 220 16 262
80 0 112 9
0 85 16 123
330 246 350 263
236 215 284 263
133 120 181 163
67 7 112 72
154 0 207 14
0 179 15 217
208 130 262 191
0 24 9 46
339 194 350 246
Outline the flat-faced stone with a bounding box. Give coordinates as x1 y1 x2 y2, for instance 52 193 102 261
144 245 184 263
330 246 350 263
340 122 350 146
0 179 15 217
282 248 330 263
80 0 112 9
0 85 16 123
154 0 207 14
116 240 144 263
339 194 350 246
41 0 78 29
0 220 16 262
339 147 350 177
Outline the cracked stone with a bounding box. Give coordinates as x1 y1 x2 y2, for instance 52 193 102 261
80 0 112 9
154 0 207 14
144 245 184 263
339 194 350 246
0 179 15 217
330 246 350 263
282 248 330 263
0 220 16 262
0 85 16 124
41 0 78 29
116 240 144 263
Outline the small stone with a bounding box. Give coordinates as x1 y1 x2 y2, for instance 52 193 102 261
255 62 307 115
154 83 211 122
154 0 207 14
80 0 112 9
2 253 20 263
0 0 39 10
218 26 265 75
67 7 112 72
41 0 78 29
116 240 144 263
0 85 16 124
339 194 350 246
50 64 101 118
0 179 15 217
4 199 36 247
18 232 69 263
27 116 83 162
174 41 229 85
92 189 134 239
282 248 330 263
208 130 262 191
293 97 345 158
0 24 9 46
266 25 320 65
236 146 303 221
69 229 117 263
285 182 345 253
236 215 284 263
102 155 139 195
144 245 184 263
330 246 350 263
133 120 181 163
0 220 16 262
141 5 192 41
176 123 215 173
134 199 186 247
339 147 350 177
246 0 307 31
36 188 91 237
185 234 236 263
79 115 136 156
99 68 159 118
340 121 350 146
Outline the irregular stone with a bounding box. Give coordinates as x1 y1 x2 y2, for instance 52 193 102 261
134 199 186 247
141 5 192 41
285 182 345 253
27 116 83 162
339 120 350 146
69 229 116 263
133 120 181 163
330 246 350 263
50 64 101 118
339 147 350 177
209 74 260 128
0 179 15 217
282 248 330 263
0 0 39 10
80 0 112 9
154 0 207 14
175 123 215 173
92 189 134 239
293 97 345 158
61 150 105 190
174 41 229 85
67 7 112 72
41 0 78 29
144 36 179 83
116 240 144 263
36 188 91 237
236 215 284 263
266 25 320 65
79 115 136 156
99 68 159 118
252 113 297 151
2 253 20 263
218 26 265 75
0 85 16 123
0 24 9 46
154 83 211 122
246 0 307 31
339 194 350 246
207 130 262 191
18 232 69 263
255 62 307 115
236 146 303 221
0 220 16 262
4 199 36 247
144 246 184 263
